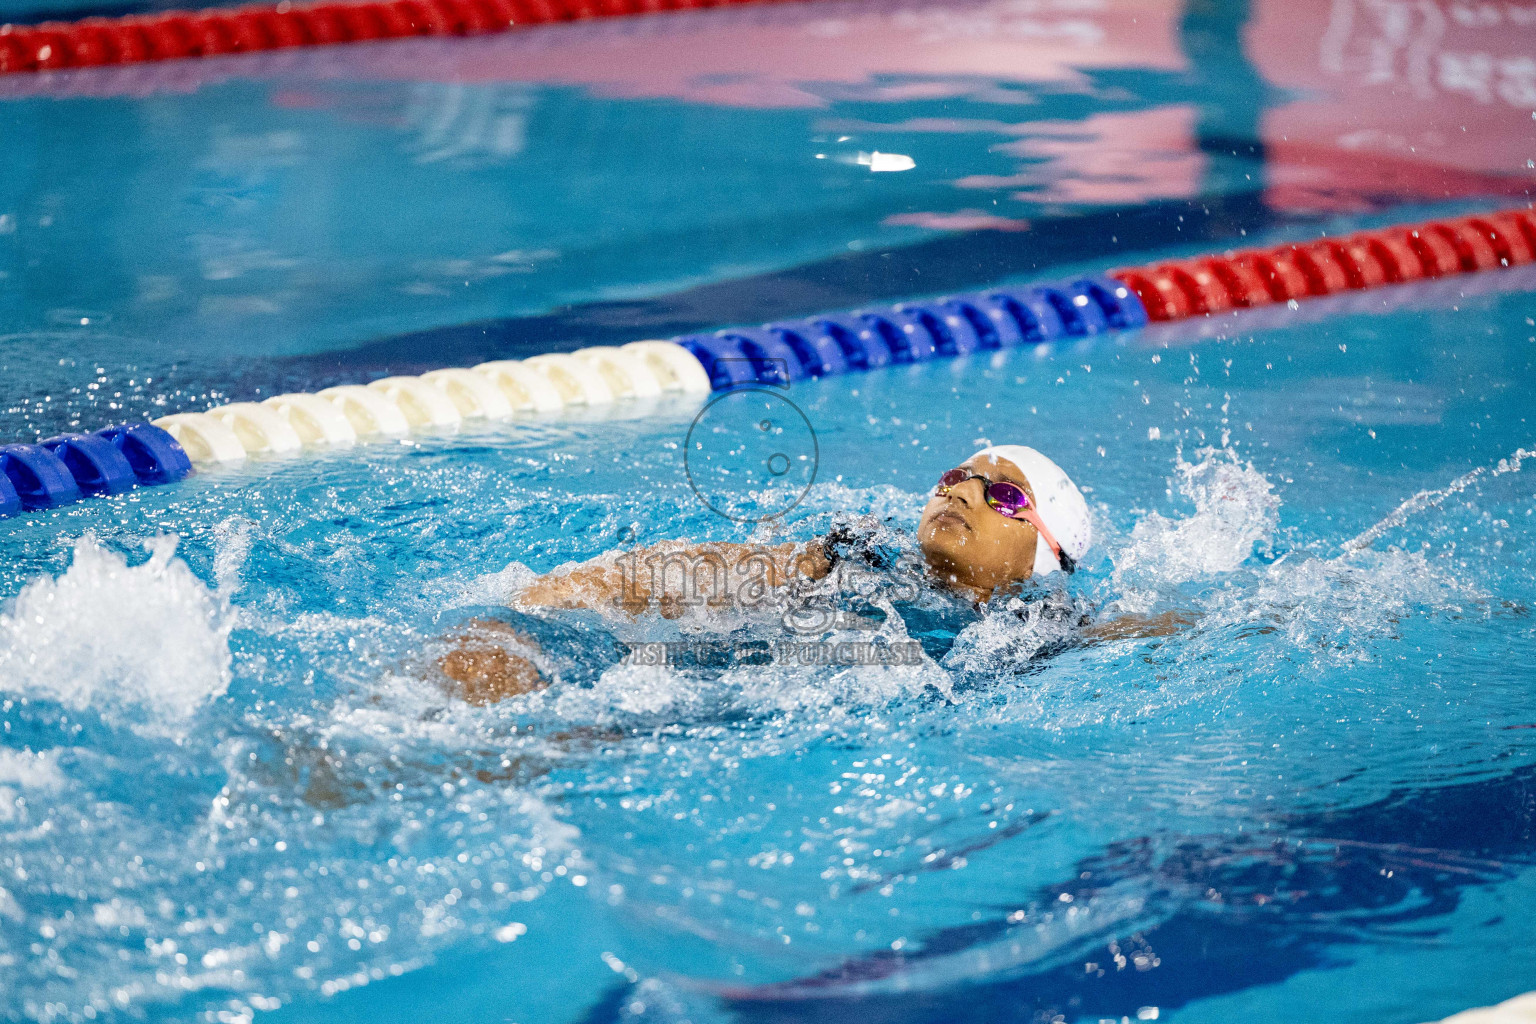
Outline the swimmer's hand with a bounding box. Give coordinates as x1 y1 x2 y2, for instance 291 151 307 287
438 619 549 705
514 539 833 617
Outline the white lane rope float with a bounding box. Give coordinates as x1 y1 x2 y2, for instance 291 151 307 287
152 341 714 464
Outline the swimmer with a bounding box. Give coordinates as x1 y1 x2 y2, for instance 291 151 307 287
438 444 1188 704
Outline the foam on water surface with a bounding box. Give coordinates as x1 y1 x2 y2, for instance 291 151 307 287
0 536 233 728
1107 447 1281 611
0 749 63 824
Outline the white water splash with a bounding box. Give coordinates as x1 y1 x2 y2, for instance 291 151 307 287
943 589 1089 676
1343 445 1534 553
728 597 955 712
0 536 234 726
524 596 952 727
0 748 64 823
212 517 255 598
1202 546 1476 668
554 661 701 721
1110 449 1279 610
458 560 539 606
725 653 954 717
791 481 928 525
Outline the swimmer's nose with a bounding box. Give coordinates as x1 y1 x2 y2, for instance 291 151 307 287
949 478 986 506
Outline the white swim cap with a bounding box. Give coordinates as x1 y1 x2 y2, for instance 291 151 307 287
975 445 1092 576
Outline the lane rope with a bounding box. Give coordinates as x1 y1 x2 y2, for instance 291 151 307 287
3 206 1532 518
0 0 805 76
150 340 713 466
1111 209 1536 320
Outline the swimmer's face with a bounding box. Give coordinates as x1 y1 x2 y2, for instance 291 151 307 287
918 453 1040 600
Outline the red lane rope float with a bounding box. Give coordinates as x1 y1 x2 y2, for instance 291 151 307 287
0 0 804 75
1111 206 1536 323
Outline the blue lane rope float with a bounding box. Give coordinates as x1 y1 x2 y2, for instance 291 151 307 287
675 275 1143 389
0 423 193 517
96 422 195 484
0 443 83 511
0 464 22 517
41 433 138 496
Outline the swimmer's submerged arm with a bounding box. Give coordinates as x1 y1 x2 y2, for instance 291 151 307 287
1079 608 1200 646
513 538 833 616
438 539 834 707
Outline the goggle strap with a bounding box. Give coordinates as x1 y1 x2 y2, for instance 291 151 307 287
1020 507 1071 573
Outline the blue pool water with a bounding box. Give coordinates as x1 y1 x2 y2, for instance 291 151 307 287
4 1 1536 1022
4 292 1535 1023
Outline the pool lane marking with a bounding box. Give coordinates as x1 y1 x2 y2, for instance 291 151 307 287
4 206 1535 513
0 0 809 77
152 341 711 464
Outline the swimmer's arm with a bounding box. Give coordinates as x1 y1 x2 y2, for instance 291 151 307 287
1080 609 1199 646
514 538 833 615
439 541 833 705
